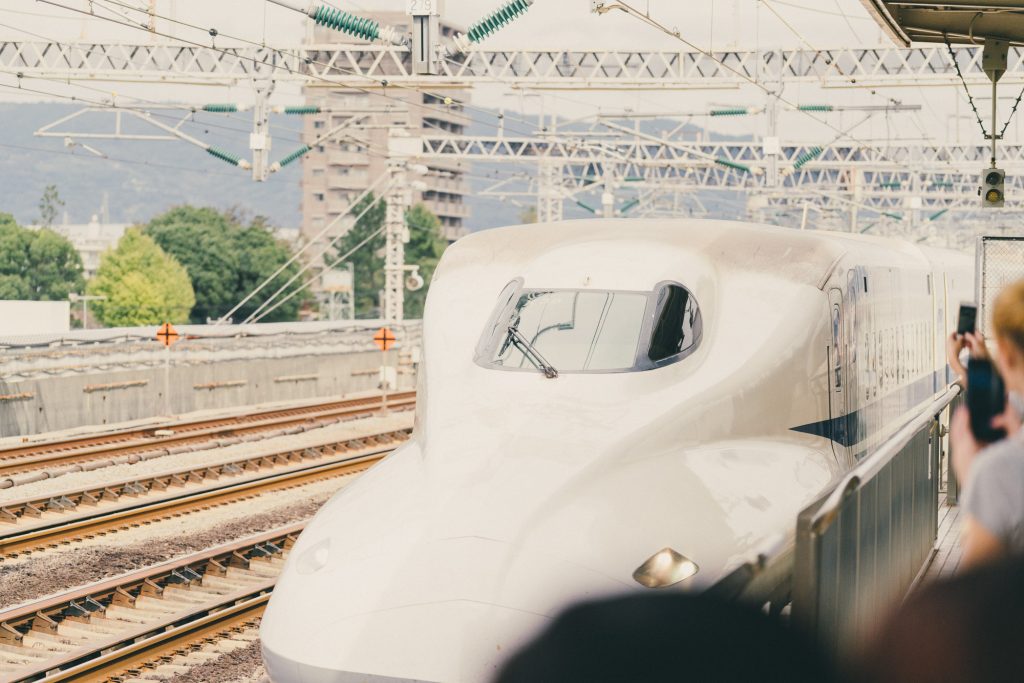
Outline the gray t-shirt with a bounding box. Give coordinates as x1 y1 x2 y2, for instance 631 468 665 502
964 437 1024 556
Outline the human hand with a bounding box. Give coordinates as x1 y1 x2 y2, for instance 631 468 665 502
964 332 989 359
947 332 968 384
951 406 984 484
992 399 1021 438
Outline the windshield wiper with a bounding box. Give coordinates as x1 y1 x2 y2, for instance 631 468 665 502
506 326 559 379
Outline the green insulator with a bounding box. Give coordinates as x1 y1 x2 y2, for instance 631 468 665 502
883 212 903 221
575 200 598 214
206 147 241 167
879 182 902 189
798 105 834 112
203 104 238 113
467 0 533 44
715 158 751 173
929 209 950 221
284 106 321 115
311 5 381 42
793 146 823 170
278 145 312 168
710 108 748 117
620 199 641 213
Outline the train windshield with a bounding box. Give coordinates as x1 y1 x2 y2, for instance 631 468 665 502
477 282 702 374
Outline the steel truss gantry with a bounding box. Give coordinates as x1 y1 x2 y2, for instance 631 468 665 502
4 41 1024 89
32 102 1023 213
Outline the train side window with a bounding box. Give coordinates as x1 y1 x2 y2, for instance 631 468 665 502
832 304 842 390
648 283 703 366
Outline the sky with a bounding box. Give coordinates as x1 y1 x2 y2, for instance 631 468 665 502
0 0 1002 147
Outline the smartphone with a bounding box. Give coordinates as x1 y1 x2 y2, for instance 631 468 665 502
967 358 1007 443
958 303 978 335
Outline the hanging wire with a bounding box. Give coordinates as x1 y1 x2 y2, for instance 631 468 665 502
944 36 992 139
944 34 1024 141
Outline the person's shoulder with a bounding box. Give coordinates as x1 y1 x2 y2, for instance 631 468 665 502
974 438 1024 478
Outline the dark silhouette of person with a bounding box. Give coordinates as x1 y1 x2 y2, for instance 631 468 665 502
495 593 836 683
859 556 1024 683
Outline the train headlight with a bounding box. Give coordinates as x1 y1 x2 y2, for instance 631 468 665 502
632 547 699 588
295 538 331 575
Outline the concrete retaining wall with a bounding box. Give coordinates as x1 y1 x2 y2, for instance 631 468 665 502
0 322 421 437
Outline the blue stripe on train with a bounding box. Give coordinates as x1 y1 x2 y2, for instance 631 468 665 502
791 369 949 448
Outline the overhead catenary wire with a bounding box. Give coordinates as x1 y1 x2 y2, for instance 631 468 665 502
44 0 544 139
249 213 442 324
592 1 941 173
240 183 397 325
219 168 391 325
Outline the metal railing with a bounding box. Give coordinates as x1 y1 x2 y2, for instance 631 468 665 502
791 386 960 654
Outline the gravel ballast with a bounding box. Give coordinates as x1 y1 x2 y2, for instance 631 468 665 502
0 469 359 608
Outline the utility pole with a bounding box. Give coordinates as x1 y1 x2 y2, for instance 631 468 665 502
383 162 410 322
70 293 106 329
409 0 444 75
251 79 274 181
538 159 564 223
764 50 783 190
602 166 616 218
382 131 424 323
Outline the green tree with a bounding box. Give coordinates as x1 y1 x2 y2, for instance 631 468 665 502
329 193 386 318
403 203 448 319
29 229 87 301
327 198 447 319
88 228 195 327
38 185 64 228
519 206 538 224
0 212 84 301
144 206 306 323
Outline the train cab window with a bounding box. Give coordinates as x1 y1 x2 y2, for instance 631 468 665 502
476 280 702 374
648 284 702 366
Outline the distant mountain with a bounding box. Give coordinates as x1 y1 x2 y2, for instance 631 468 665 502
0 103 747 232
0 103 302 227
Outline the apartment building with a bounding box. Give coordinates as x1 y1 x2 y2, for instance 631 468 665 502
300 11 471 274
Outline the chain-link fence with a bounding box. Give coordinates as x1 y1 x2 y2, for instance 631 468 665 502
977 237 1024 337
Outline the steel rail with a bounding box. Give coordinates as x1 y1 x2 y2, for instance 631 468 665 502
0 391 415 478
0 429 409 530
0 437 401 558
0 525 302 682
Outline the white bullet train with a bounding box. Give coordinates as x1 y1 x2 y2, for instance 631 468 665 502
261 219 972 683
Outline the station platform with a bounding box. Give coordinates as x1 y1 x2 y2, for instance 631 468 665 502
923 498 963 583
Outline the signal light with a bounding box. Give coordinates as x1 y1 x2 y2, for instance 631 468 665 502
981 167 1006 208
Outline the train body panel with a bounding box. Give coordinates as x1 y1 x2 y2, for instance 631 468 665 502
262 220 971 683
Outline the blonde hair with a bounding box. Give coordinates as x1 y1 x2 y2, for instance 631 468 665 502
992 279 1024 354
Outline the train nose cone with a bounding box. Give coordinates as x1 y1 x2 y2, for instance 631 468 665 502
261 536 627 683
262 601 545 683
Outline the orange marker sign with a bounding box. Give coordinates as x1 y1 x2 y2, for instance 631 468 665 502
156 322 180 348
374 327 397 352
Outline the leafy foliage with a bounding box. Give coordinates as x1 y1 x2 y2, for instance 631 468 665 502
37 184 64 228
327 196 447 319
329 194 386 318
88 228 195 327
403 204 448 319
144 207 307 323
0 212 84 301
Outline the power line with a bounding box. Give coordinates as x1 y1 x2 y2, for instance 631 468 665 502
595 1 916 170
58 0 543 138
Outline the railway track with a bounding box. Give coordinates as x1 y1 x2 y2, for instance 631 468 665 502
0 430 406 558
0 525 301 682
0 391 416 480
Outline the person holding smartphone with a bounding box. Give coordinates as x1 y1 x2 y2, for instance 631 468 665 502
949 284 1024 570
